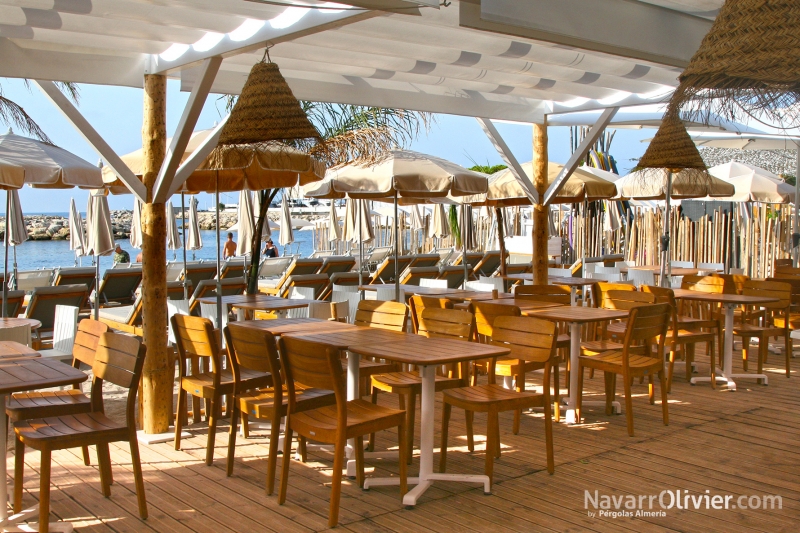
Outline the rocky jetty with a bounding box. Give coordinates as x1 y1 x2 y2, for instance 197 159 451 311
0 210 318 241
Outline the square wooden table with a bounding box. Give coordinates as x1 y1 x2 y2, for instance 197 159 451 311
0 357 87 531
672 289 779 390
231 317 356 336
287 331 510 505
500 275 596 305
197 294 322 319
527 306 629 424
457 298 563 316
360 284 514 302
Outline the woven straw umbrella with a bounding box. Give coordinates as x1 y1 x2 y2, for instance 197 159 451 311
668 0 800 128
633 112 731 285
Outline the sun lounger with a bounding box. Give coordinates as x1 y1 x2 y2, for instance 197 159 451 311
364 246 392 269
400 266 441 286
472 250 504 278
370 255 415 284
319 271 372 300
26 284 88 347
259 258 323 295
219 259 249 279
11 269 54 292
96 265 143 306
0 290 25 317
181 263 219 297
450 251 484 269
319 256 356 275
99 280 188 335
409 253 442 268
438 265 472 289
189 277 247 315
52 267 97 302
279 274 330 299
434 247 455 266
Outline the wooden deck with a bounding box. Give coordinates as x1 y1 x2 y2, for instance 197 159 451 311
11 346 800 533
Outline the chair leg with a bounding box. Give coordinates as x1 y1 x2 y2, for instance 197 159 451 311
603 371 614 416
742 336 750 372
484 410 497 488
241 411 250 439
786 335 792 378
666 345 675 393
97 443 113 497
206 398 217 466
439 402 451 473
709 337 716 390
129 436 149 519
658 370 669 427
493 413 501 459
367 386 381 453
278 421 293 506
13 436 24 514
543 394 555 475
38 449 51 533
512 373 524 435
266 411 281 495
758 340 767 384
685 343 695 383
226 402 238 477
354 436 365 489
405 391 416 464
328 438 345 528
81 446 91 467
553 361 561 423
299 436 308 463
623 372 634 437
175 389 186 451
465 410 474 452
648 373 655 405
397 419 408 498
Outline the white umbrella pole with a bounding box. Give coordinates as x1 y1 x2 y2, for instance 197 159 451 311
215 185 222 342
2 191 9 318
12 246 17 291
94 255 100 320
394 192 400 302
358 198 364 300
181 192 189 300
660 172 673 288
462 207 468 290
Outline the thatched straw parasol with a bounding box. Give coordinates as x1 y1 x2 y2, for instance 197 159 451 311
668 0 800 127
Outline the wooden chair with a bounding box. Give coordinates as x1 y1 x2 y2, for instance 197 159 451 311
439 316 557 485
591 281 636 309
172 315 271 465
680 275 725 354
408 295 452 333
224 324 335 494
25 284 88 348
399 266 440 286
770 276 800 330
733 280 792 379
642 285 718 391
13 332 148 531
773 265 800 279
7 318 107 467
774 258 793 270
514 283 571 303
278 335 407 528
370 308 474 461
577 303 671 436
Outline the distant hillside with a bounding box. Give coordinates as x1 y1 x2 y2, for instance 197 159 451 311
700 147 796 181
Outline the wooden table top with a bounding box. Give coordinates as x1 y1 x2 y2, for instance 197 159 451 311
0 317 41 330
619 266 705 277
529 306 629 324
468 298 563 316
0 358 86 395
290 327 408 349
360 284 514 301
500 274 596 286
0 341 40 360
672 289 779 305
198 295 322 311
229 318 357 336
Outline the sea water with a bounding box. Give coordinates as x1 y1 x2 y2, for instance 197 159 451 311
0 213 316 278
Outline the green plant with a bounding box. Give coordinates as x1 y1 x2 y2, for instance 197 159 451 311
448 205 461 248
468 163 507 174
0 81 79 143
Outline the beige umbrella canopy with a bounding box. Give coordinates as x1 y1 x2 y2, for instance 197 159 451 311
708 162 793 204
616 169 734 200
467 162 617 206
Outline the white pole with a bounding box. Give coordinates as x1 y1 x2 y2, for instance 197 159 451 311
215 181 222 342
660 172 673 287
181 192 189 300
394 192 400 302
2 191 8 318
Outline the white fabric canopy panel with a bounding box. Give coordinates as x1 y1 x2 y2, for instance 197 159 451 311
707 162 795 204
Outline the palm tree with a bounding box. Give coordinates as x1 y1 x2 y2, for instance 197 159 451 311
0 81 80 143
245 101 432 293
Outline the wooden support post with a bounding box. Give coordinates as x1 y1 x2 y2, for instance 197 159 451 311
532 119 548 285
140 74 171 434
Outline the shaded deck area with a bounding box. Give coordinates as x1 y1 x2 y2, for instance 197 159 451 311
11 349 799 533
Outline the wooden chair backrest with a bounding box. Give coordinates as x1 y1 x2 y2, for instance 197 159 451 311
417 308 474 340
742 280 791 312
641 285 674 305
514 283 571 304
354 300 408 331
470 301 521 339
621 303 670 360
491 316 557 364
279 335 346 413
225 325 280 383
594 281 635 309
681 275 725 293
713 273 749 294
171 314 222 379
72 319 109 367
604 290 656 310
774 259 794 270
409 295 452 333
768 277 800 312
90 332 146 420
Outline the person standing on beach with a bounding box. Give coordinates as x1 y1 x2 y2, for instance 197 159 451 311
223 232 237 260
113 243 130 264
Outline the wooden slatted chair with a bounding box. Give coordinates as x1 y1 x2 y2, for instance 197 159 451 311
770 276 800 330
224 324 335 494
6 318 108 467
408 295 452 334
514 283 571 303
642 285 718 391
680 275 725 353
577 303 671 436
370 308 474 461
172 315 271 465
13 332 148 531
439 316 558 485
278 335 407 528
733 280 792 379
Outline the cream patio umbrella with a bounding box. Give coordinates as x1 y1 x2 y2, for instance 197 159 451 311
166 201 181 260
130 198 143 250
278 192 294 253
328 200 342 243
6 190 26 290
234 190 255 257
429 203 450 239
86 189 115 319
304 150 488 299
186 195 203 255
0 131 103 316
252 191 272 241
69 197 87 266
707 162 795 204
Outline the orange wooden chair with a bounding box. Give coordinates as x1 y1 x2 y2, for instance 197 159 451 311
733 280 792 379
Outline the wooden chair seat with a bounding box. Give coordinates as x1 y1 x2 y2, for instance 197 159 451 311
733 323 783 338
606 322 627 337
371 371 461 393
180 368 271 399
772 314 800 329
556 333 570 348
579 350 664 373
7 389 91 419
290 399 405 442
581 339 624 355
442 383 544 411
343 358 397 377
239 384 334 418
16 412 127 448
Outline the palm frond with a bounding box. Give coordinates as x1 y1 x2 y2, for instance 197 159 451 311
0 94 52 143
55 82 80 104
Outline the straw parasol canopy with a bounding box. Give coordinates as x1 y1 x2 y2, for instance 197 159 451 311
635 112 708 175
708 161 794 203
668 0 800 127
102 129 325 194
466 162 617 206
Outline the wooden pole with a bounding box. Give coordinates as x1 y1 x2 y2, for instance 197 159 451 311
532 119 548 284
140 74 170 434
495 207 507 277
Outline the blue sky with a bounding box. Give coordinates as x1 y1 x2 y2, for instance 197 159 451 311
2 77 652 212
